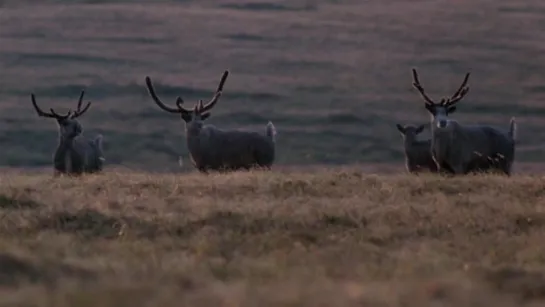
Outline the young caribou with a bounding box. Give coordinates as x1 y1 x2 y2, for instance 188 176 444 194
145 70 276 172
396 123 438 173
31 91 105 176
411 68 516 175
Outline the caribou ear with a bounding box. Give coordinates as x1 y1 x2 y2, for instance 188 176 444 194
181 112 192 123
396 124 405 134
416 124 426 134
200 113 211 121
447 106 457 114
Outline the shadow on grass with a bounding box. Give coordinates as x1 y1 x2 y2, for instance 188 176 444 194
29 209 367 243
0 252 94 287
480 267 545 302
35 209 129 239
182 211 366 235
0 194 41 210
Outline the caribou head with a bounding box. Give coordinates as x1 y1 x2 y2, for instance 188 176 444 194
411 68 470 130
396 123 426 141
31 91 92 139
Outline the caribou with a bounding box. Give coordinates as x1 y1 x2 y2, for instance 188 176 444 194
31 91 105 176
411 68 517 175
145 70 276 172
396 123 438 173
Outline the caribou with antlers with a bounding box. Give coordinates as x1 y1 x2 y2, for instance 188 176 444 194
411 68 516 175
145 70 276 172
31 91 105 176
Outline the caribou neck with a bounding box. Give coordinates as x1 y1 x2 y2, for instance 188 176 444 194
54 136 76 173
185 123 205 166
431 126 456 163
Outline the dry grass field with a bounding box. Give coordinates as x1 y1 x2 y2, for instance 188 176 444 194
2 1 545 306
0 169 543 306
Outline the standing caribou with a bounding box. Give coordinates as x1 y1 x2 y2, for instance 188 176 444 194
31 91 105 176
144 70 276 172
410 68 517 175
396 123 438 173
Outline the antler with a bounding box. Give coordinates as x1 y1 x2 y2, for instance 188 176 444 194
145 70 229 115
199 70 229 113
70 90 92 119
411 68 435 105
175 96 192 113
196 99 210 114
412 69 471 107
444 72 470 106
145 76 192 113
31 94 71 120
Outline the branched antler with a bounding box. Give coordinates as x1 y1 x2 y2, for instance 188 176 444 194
412 68 471 107
145 70 229 115
145 76 191 113
71 90 92 119
412 69 435 105
175 96 191 112
31 94 71 120
31 90 92 120
199 70 229 113
444 72 470 106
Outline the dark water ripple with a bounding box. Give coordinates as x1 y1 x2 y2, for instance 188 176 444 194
219 2 317 12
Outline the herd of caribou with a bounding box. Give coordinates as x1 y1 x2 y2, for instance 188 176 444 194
29 68 517 176
397 69 516 176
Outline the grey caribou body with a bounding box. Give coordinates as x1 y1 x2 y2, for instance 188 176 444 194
31 91 105 176
411 68 516 175
145 70 276 172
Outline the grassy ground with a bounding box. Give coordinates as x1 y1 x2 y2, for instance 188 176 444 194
0 168 544 306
